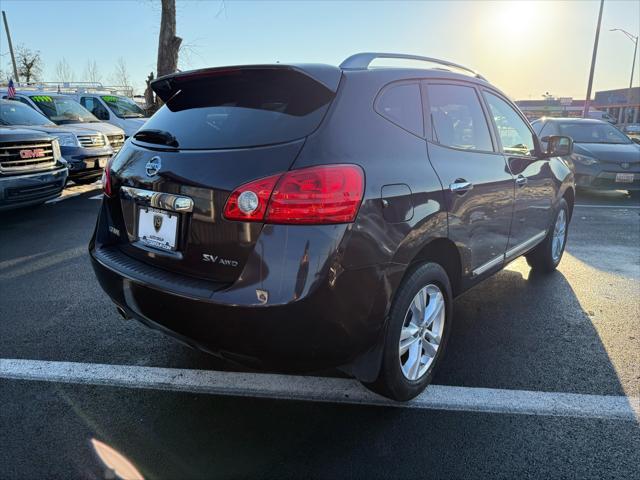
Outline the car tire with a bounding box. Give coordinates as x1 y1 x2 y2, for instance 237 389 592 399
366 262 453 401
526 198 569 273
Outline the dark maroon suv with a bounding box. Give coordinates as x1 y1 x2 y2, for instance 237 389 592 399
90 53 575 400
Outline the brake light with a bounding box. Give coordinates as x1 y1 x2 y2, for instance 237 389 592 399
223 165 365 224
268 165 364 224
102 157 114 197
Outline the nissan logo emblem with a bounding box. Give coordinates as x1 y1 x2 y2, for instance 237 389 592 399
145 156 162 177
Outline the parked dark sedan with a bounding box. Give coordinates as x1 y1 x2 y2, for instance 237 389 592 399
90 53 575 400
532 117 640 194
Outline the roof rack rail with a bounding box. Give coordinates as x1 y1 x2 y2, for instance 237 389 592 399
7 81 134 97
339 52 487 81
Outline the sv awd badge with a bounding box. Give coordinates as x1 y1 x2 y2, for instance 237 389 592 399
202 253 239 267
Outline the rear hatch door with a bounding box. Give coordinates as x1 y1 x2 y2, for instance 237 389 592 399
109 65 340 283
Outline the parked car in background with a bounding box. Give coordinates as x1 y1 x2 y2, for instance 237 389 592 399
73 92 148 138
587 110 617 124
532 117 640 195
622 123 640 140
1 99 114 184
90 54 576 401
0 89 126 153
0 126 67 210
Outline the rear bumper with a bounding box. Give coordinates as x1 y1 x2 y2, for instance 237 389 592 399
89 206 395 380
0 166 68 210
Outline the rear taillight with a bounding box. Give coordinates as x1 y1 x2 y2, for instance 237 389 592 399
102 157 114 197
223 174 281 221
223 164 364 224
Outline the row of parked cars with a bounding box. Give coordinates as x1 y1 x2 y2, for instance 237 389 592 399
0 86 148 210
2 81 639 213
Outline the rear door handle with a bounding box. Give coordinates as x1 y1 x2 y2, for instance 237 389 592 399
515 175 527 187
450 180 473 195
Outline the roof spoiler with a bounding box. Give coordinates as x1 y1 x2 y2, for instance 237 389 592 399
151 64 342 103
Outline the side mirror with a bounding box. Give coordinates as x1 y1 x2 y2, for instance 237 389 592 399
541 135 573 157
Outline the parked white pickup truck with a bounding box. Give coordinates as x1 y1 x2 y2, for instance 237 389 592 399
50 84 148 138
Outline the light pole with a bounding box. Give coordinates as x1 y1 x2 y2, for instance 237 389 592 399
610 28 638 124
583 0 604 118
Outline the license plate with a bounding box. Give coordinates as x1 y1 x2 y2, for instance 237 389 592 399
137 207 178 251
615 173 634 183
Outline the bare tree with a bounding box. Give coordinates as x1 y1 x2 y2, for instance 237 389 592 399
144 71 156 112
83 59 101 84
54 58 75 83
15 45 42 83
157 0 182 78
110 57 131 88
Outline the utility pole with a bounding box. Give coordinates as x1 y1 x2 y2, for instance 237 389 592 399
2 10 20 82
610 28 638 124
583 0 604 118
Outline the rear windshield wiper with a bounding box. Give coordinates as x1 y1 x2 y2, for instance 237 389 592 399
133 129 179 147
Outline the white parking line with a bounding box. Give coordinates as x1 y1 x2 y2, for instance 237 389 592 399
1 359 637 421
575 204 640 209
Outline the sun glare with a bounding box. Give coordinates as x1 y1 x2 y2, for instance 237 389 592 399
495 0 538 35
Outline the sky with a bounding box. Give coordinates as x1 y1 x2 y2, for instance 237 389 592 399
0 0 638 100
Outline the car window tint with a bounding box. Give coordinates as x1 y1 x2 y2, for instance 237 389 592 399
81 97 93 110
375 83 423 136
5 96 34 108
140 69 335 149
557 122 632 144
483 91 535 156
427 84 493 151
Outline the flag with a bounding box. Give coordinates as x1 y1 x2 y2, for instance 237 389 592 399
7 79 16 99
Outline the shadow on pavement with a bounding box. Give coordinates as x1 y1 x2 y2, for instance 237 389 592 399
434 263 628 397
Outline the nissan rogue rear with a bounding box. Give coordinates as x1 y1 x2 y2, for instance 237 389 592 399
90 54 575 400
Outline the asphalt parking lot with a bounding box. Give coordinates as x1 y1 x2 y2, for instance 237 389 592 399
1 184 639 479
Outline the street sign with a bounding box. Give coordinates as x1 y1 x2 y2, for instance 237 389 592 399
559 97 573 105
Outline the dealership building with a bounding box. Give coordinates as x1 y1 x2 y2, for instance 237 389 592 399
516 87 640 124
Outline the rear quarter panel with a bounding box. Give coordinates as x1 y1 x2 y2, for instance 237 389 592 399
294 70 448 281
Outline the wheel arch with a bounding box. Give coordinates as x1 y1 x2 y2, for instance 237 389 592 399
562 186 575 221
402 237 463 297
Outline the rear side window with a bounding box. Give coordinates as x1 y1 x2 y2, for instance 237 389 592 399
427 84 493 151
375 83 423 137
140 69 335 149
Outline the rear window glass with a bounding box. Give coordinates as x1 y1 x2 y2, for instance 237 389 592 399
139 69 335 149
375 82 423 137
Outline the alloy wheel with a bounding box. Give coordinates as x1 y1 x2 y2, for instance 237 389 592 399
552 209 567 262
399 284 446 381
